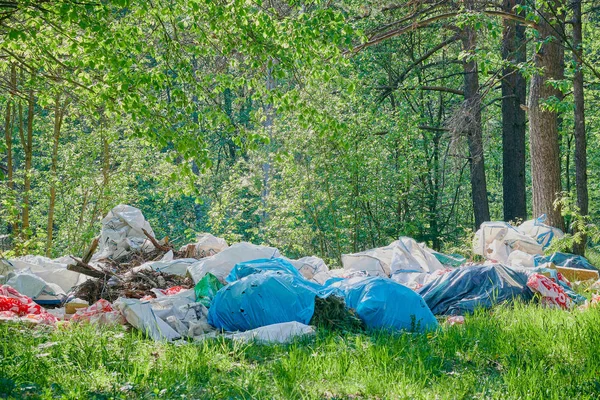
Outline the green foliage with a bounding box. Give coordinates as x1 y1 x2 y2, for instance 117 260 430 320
2 304 600 398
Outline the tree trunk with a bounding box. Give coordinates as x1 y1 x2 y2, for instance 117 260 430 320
501 0 527 222
528 1 565 230
572 0 587 254
4 67 13 190
22 86 34 241
462 18 490 229
46 95 65 256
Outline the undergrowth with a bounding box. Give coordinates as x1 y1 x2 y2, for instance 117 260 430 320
1 302 600 399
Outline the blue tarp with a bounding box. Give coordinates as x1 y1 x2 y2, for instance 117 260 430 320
324 276 438 332
417 265 534 315
534 252 598 271
225 258 302 283
208 271 320 331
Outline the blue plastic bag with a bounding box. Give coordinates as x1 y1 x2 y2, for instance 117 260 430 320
208 271 320 331
225 258 302 283
324 277 438 332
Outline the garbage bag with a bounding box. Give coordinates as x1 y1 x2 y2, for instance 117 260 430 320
417 265 534 315
116 297 181 341
187 242 281 283
473 222 543 263
287 256 329 281
208 272 320 332
225 321 315 343
179 233 228 259
529 265 586 305
194 273 224 307
518 215 564 248
0 285 57 325
324 276 438 332
226 258 302 283
342 237 444 277
9 255 86 293
534 252 597 271
95 204 155 259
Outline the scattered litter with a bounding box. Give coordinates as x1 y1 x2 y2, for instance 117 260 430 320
446 315 465 326
418 265 534 315
95 204 155 260
208 271 320 332
187 242 281 283
225 321 315 343
0 285 57 325
179 233 228 259
325 276 438 332
71 299 126 325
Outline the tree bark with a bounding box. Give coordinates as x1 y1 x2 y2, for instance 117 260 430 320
4 65 14 191
572 0 587 254
501 0 527 222
22 85 34 241
528 0 565 230
462 11 490 229
46 94 65 256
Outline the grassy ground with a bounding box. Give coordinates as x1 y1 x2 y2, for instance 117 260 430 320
2 302 600 399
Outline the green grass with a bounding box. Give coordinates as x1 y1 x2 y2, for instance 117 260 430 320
2 303 600 399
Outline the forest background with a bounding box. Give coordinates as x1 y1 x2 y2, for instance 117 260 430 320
1 0 599 266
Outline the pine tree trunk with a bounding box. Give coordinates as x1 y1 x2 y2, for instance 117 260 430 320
528 1 565 230
46 95 65 257
572 0 588 254
462 18 490 229
501 0 527 222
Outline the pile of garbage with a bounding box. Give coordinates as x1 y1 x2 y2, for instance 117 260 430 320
1 206 599 343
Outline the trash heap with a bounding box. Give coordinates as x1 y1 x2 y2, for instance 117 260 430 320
1 206 599 343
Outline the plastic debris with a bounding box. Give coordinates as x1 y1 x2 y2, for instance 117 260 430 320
194 274 224 307
534 252 598 271
342 237 445 277
527 273 573 309
71 299 126 325
324 276 438 332
225 258 302 283
518 215 564 248
95 204 155 260
208 271 320 332
225 321 315 343
187 242 281 283
0 285 57 325
179 233 228 259
446 315 465 326
287 256 329 282
418 265 534 315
